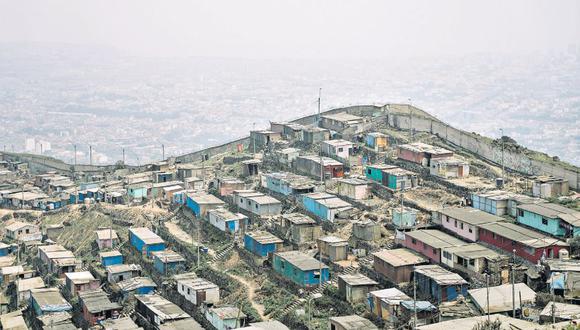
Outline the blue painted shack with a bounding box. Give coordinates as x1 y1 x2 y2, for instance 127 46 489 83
117 276 157 296
244 231 284 257
99 251 124 267
0 242 10 257
127 183 150 200
128 227 165 257
152 250 185 274
186 192 225 218
392 207 418 229
365 164 396 183
273 251 329 287
301 192 353 222
414 265 468 304
366 132 388 152
516 203 580 239
30 288 73 316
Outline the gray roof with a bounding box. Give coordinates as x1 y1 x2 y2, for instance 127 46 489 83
78 290 122 313
468 283 536 314
338 273 378 287
414 265 468 286
540 302 580 320
136 295 190 321
280 213 316 225
209 306 246 320
518 203 580 226
398 142 453 155
329 315 378 330
275 251 328 271
439 207 503 225
242 320 290 330
479 222 568 248
246 231 284 245
100 316 141 330
373 248 428 267
158 318 204 330
405 230 468 249
30 288 72 312
442 243 506 261
129 227 164 245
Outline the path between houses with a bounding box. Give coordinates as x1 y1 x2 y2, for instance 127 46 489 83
227 273 268 320
164 220 216 257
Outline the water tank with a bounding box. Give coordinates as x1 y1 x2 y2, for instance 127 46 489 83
559 249 570 260
496 178 504 189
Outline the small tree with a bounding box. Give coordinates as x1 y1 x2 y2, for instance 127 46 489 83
569 236 580 257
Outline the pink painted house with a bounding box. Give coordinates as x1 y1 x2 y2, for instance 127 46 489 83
401 229 468 263
65 271 100 296
437 207 503 242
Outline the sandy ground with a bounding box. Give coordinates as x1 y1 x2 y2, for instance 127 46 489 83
164 220 216 256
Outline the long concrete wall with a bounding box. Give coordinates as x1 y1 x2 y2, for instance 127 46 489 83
387 109 580 189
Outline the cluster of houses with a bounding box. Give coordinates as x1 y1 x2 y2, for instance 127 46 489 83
0 109 578 330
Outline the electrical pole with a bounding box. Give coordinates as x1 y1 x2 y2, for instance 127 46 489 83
512 249 516 317
409 98 413 141
552 275 557 324
89 145 93 166
500 128 505 179
318 243 323 287
122 148 125 165
162 144 165 161
413 268 417 330
319 144 324 185
252 123 256 155
317 88 322 126
73 144 77 204
40 143 43 155
486 273 490 323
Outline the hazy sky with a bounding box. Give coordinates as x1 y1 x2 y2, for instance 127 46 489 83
1 0 579 59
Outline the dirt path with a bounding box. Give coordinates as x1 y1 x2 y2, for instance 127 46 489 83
228 273 268 320
164 221 215 256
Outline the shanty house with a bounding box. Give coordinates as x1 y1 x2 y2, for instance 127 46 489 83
366 132 388 152
320 113 364 131
365 164 396 184
437 207 503 242
478 221 568 263
250 130 282 149
241 159 261 177
539 302 580 323
397 142 454 167
95 229 119 250
16 277 45 306
471 190 543 217
352 219 381 242
532 176 569 198
337 273 378 303
401 229 468 263
274 148 300 166
5 221 41 242
414 264 468 303
152 250 185 274
429 157 470 179
380 166 419 191
262 172 318 196
65 271 100 296
372 248 428 284
205 306 246 330
129 227 165 257
78 289 122 326
328 315 378 330
516 203 580 238
208 208 248 234
244 231 284 257
336 178 369 200
317 236 348 262
135 294 201 328
468 283 536 315
276 213 322 245
216 178 246 196
30 288 72 316
273 251 329 287
367 288 411 322
392 207 418 229
117 277 156 296
441 243 508 275
99 251 123 267
301 192 353 222
294 155 344 179
186 192 225 218
301 126 331 144
175 273 219 306
321 139 354 160
233 190 282 217
107 264 142 283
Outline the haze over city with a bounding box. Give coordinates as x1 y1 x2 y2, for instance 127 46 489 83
0 0 579 165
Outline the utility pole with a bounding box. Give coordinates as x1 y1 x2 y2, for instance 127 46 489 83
318 243 323 287
319 143 324 185
409 98 413 141
413 268 418 330
317 88 322 126
40 143 43 155
500 128 505 179
252 123 256 155
122 148 125 165
552 274 557 324
197 217 201 268
512 249 516 317
486 272 490 323
73 144 77 204
89 145 93 166
162 144 165 160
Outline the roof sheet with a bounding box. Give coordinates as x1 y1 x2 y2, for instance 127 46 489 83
405 229 468 249
136 295 189 321
398 142 453 155
129 227 165 245
439 207 503 225
479 222 568 248
468 283 536 314
275 251 328 271
338 273 378 286
79 290 121 313
373 248 428 267
246 231 284 245
414 265 468 286
329 315 378 330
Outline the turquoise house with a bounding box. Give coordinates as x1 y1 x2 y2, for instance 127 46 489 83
365 164 396 183
273 251 329 287
128 183 149 200
516 203 580 238
392 207 418 228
